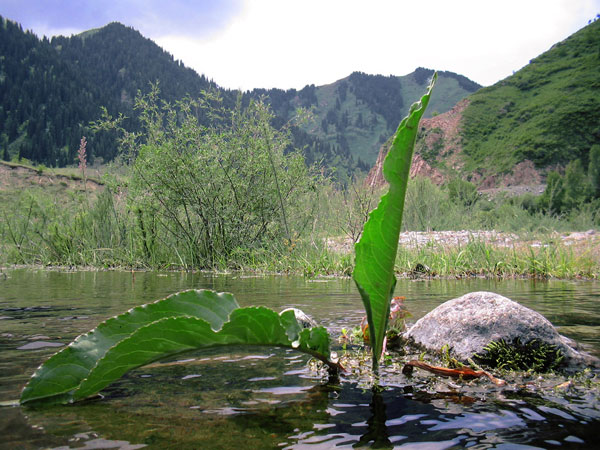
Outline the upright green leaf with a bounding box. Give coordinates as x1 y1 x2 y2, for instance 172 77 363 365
20 290 338 405
353 74 436 372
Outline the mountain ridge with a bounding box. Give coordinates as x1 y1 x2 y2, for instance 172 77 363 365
0 17 479 180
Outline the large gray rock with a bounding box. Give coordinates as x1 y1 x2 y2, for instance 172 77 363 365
403 291 598 370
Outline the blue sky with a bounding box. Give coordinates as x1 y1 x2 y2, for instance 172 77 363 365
1 0 598 90
0 0 241 38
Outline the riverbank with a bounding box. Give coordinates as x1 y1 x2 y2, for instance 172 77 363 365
2 229 598 279
325 229 600 279
2 159 599 280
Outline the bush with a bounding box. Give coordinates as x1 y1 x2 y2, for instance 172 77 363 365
447 178 479 207
103 86 320 267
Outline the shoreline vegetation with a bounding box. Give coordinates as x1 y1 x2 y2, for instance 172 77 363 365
1 163 599 281
1 230 598 280
1 163 598 280
1 92 599 281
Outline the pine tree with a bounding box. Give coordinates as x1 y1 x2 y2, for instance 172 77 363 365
589 144 600 198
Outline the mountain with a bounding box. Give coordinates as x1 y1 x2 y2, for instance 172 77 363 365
369 19 600 189
0 16 478 180
249 69 480 169
0 18 228 167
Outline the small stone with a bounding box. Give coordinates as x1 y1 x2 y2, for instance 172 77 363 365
17 341 64 350
280 308 318 328
28 335 50 340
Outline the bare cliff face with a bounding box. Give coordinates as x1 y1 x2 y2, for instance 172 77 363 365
366 98 544 192
366 99 469 188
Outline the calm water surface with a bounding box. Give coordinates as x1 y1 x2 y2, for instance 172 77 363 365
0 269 599 449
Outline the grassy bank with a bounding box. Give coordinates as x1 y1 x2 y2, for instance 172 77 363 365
1 164 599 279
238 233 600 279
394 238 599 279
1 89 599 280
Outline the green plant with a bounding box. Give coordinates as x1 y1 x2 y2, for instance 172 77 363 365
353 74 436 373
460 20 600 176
474 338 564 373
338 175 381 244
18 76 436 404
97 86 320 268
447 178 479 207
20 290 340 405
403 176 454 230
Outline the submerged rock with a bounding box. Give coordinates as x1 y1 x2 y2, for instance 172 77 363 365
403 291 598 371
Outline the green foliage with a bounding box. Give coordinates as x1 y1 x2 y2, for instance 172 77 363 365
99 87 319 268
353 75 436 372
460 20 600 175
2 160 597 272
538 171 565 215
589 144 600 197
402 176 455 230
334 175 382 243
563 159 593 210
418 127 445 164
20 289 337 405
474 338 564 373
538 158 597 216
447 178 479 207
299 70 478 169
396 239 598 279
401 174 598 234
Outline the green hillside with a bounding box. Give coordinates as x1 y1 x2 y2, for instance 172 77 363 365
460 19 600 176
0 18 229 166
0 16 478 180
299 69 479 165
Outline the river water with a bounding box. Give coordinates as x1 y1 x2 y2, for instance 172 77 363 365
0 269 599 449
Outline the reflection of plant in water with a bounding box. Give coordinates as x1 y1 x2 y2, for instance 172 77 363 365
474 338 565 373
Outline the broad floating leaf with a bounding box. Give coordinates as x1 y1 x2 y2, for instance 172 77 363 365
20 289 339 405
353 74 436 372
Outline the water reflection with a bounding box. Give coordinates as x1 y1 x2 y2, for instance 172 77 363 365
1 269 600 448
354 390 392 448
5 359 600 449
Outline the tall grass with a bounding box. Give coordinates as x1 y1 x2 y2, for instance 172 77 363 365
0 172 598 278
395 240 598 279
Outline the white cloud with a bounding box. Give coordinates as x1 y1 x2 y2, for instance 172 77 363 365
155 0 598 90
12 0 596 89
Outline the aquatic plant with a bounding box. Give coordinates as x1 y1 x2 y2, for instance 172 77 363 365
19 76 436 404
20 290 340 405
353 73 436 373
474 337 565 373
